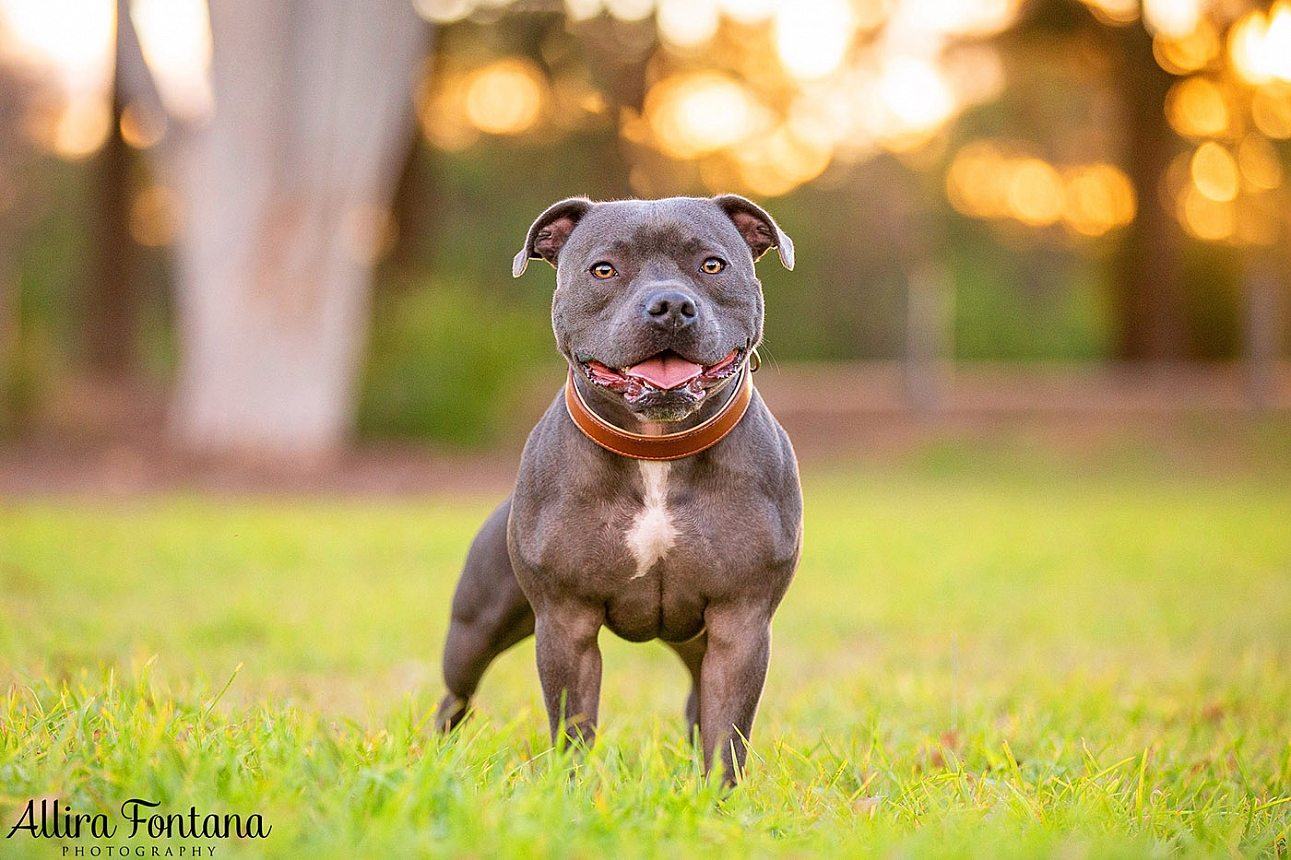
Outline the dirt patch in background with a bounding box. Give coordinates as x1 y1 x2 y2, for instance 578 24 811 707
2 362 1289 498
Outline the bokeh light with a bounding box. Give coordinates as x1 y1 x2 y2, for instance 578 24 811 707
1143 0 1291 249
645 71 769 159
1142 0 1205 39
1152 19 1219 74
945 141 1011 219
53 93 112 158
603 0 654 23
119 101 167 149
730 126 832 197
877 56 956 146
1078 0 1138 26
1008 158 1064 227
1250 86 1291 138
1064 164 1138 237
417 67 479 151
1228 1 1291 86
412 0 475 25
564 0 605 23
1190 141 1238 203
947 142 1136 237
1236 133 1282 191
1178 185 1233 240
716 0 775 26
1165 76 1229 138
656 0 720 49
901 0 1018 37
773 0 853 81
463 58 546 136
4 0 1283 246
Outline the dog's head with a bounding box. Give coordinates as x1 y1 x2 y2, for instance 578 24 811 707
514 195 793 423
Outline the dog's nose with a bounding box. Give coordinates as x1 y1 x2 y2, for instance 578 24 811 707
643 289 699 328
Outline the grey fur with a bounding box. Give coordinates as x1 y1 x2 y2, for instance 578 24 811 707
437 195 802 785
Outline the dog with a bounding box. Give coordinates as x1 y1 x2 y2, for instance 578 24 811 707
435 195 802 783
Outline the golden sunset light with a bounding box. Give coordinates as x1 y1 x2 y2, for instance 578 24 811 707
4 0 1288 245
0 0 115 158
947 142 1137 238
1229 1 1291 86
464 58 546 136
129 0 214 122
0 0 114 88
0 0 214 158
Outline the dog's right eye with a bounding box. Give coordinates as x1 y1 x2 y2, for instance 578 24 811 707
590 262 617 279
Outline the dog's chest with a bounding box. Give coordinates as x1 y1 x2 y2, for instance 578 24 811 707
596 458 708 642
625 460 678 579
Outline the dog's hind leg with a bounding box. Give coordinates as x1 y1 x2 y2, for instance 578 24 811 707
435 497 535 732
664 631 707 740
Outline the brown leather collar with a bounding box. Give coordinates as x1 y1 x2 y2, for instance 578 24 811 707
564 361 753 461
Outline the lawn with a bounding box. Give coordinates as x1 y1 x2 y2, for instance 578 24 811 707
1 452 1289 858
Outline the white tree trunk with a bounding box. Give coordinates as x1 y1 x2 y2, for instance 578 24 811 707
169 0 428 456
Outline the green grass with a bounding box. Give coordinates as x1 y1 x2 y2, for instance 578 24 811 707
2 460 1290 858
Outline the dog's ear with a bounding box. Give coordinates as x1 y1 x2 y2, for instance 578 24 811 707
513 197 593 278
712 194 795 271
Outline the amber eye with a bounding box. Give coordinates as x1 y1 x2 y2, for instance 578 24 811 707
590 262 617 279
701 257 726 274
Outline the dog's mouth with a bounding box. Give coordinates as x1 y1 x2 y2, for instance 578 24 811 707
580 348 743 406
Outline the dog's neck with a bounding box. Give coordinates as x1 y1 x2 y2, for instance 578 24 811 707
565 363 753 461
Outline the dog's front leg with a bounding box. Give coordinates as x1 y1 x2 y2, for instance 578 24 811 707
699 603 773 785
534 602 605 749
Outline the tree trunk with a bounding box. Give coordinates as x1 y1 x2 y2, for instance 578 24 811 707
86 52 137 377
1 65 34 425
168 0 429 456
1110 23 1187 359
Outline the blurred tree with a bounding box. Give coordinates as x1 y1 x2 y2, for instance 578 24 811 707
6 0 1285 447
85 3 138 377
1106 17 1189 359
0 70 21 364
1010 0 1189 358
163 0 430 455
948 0 1288 361
0 60 38 429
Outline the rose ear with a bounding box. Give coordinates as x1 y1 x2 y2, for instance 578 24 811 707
512 197 593 277
712 194 795 270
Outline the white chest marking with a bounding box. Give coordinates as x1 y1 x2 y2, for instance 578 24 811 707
625 460 677 579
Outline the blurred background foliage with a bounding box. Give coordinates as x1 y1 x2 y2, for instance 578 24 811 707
0 0 1288 445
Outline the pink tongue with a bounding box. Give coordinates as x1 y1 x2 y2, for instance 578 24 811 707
626 353 703 390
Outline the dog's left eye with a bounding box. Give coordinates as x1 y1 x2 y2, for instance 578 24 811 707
701 257 726 274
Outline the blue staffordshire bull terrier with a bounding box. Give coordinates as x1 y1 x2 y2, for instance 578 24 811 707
435 195 802 784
